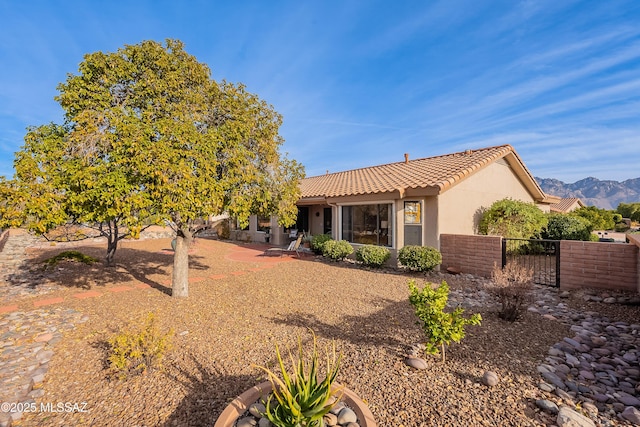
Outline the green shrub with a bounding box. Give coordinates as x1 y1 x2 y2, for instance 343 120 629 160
398 245 442 271
310 234 332 254
355 245 390 268
43 250 99 268
253 333 341 427
107 313 173 380
322 239 353 260
542 213 592 241
408 280 481 363
479 198 548 238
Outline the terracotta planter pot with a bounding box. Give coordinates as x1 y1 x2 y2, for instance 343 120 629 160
214 381 376 427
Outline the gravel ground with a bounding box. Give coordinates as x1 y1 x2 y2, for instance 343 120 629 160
5 237 636 426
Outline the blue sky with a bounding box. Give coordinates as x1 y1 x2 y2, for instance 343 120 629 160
1 0 639 183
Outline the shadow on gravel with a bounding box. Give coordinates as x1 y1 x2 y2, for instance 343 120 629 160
269 297 419 355
7 245 209 293
162 353 258 427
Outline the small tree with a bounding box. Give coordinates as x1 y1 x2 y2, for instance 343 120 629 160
478 198 547 238
408 280 481 362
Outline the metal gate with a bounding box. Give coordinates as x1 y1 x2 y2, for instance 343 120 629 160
502 238 560 287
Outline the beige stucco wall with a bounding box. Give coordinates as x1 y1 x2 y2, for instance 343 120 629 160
307 205 324 235
296 159 545 252
435 160 536 248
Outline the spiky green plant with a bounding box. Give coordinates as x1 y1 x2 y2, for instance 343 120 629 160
254 333 342 427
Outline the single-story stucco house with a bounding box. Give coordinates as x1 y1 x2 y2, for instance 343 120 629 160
233 144 558 254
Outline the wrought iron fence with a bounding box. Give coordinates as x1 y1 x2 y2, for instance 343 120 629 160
502 238 560 287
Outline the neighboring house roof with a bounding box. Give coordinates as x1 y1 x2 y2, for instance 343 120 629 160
549 197 585 213
300 144 551 203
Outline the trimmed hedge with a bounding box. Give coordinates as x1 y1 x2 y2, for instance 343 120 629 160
322 240 354 260
398 245 442 272
310 234 333 254
355 245 390 268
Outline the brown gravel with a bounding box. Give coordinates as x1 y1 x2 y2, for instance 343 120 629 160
6 237 631 426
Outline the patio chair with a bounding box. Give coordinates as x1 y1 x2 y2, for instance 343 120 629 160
264 233 304 257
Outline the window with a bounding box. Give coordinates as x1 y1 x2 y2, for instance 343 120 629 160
257 215 271 232
341 204 392 247
404 201 421 224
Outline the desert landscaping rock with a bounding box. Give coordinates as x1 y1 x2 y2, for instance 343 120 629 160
481 371 499 387
236 416 257 427
404 356 428 370
337 407 358 424
1 233 639 426
622 406 640 424
536 399 559 415
0 306 84 425
557 406 596 427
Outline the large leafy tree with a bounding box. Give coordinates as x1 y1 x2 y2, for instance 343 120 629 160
1 40 304 297
617 203 640 222
478 198 548 239
572 206 615 231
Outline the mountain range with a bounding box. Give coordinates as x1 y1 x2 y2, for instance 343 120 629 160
536 177 640 210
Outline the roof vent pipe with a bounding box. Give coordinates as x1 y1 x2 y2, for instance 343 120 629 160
404 153 409 164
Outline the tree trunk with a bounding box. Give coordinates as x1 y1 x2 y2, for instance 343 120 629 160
105 221 119 267
171 226 192 298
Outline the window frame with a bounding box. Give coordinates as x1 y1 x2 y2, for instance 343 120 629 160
257 215 271 233
339 201 395 248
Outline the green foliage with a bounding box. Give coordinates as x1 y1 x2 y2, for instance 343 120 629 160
310 234 332 254
408 280 481 362
355 245 391 268
43 250 99 268
322 240 354 260
572 206 615 231
254 333 342 427
617 203 640 222
107 313 173 380
478 198 548 238
542 213 593 241
1 39 304 293
612 213 623 223
398 245 442 272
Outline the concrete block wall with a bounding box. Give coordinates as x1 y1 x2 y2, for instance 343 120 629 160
560 240 638 292
440 234 502 278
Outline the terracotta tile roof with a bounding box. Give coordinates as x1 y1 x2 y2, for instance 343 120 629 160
300 144 542 199
550 198 584 213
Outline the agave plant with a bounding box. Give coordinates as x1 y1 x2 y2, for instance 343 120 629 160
254 333 342 427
